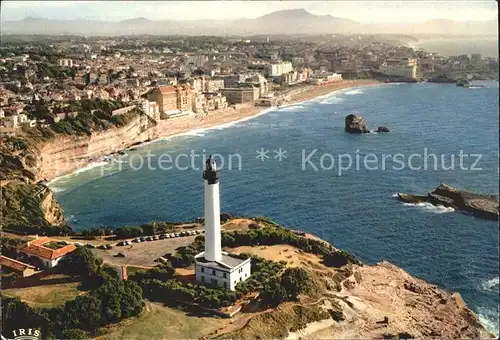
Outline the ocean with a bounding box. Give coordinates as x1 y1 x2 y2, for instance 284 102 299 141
414 37 498 58
51 82 499 333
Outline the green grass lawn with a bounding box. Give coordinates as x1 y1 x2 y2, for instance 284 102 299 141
97 301 230 340
126 266 147 278
2 282 85 308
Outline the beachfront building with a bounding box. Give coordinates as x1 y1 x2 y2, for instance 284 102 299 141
195 156 251 291
219 88 256 104
147 85 194 119
267 61 293 77
17 237 76 268
307 72 343 85
378 64 417 80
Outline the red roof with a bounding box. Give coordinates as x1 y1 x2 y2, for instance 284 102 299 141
158 85 176 94
19 237 77 260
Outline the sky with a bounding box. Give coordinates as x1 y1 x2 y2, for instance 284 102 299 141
1 0 497 23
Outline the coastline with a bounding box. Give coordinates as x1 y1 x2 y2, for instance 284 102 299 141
47 79 380 184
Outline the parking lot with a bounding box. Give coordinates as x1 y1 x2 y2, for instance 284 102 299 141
90 234 199 267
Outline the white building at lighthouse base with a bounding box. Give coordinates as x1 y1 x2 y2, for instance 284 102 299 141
195 251 251 291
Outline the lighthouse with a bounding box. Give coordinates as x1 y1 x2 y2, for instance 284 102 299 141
194 155 251 291
202 156 222 262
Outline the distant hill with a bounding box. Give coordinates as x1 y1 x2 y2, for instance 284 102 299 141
1 9 497 36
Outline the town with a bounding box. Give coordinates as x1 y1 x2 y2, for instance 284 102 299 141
1 34 497 134
1 31 498 340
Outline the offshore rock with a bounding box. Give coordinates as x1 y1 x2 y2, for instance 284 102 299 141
345 114 370 133
397 183 499 221
377 126 390 133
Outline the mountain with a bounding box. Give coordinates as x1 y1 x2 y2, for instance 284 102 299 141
1 9 497 36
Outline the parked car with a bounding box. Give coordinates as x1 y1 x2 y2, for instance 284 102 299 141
159 234 166 239
86 244 96 248
153 235 160 240
74 242 83 247
132 238 141 243
169 233 176 238
174 233 180 237
98 245 107 250
115 253 126 258
105 244 113 249
140 237 147 242
117 241 126 246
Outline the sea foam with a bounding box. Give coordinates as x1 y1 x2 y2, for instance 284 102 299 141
48 160 109 186
345 89 364 95
401 202 455 214
481 277 500 292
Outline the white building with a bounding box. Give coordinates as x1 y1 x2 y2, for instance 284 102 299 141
378 64 417 80
195 156 251 291
267 61 293 77
140 99 159 120
58 59 73 67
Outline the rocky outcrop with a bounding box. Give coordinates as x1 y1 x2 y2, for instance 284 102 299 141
345 114 370 133
397 184 499 221
1 182 68 234
377 126 390 133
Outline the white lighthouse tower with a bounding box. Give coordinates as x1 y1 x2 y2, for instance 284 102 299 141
194 156 251 291
202 156 222 262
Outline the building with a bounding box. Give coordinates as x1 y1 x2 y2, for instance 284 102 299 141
307 72 343 85
18 237 77 268
267 61 293 77
58 59 74 67
378 64 417 80
140 99 160 121
147 85 193 118
0 255 37 277
219 88 256 104
195 157 251 291
205 78 225 92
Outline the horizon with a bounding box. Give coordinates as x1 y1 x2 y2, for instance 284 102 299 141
1 0 498 23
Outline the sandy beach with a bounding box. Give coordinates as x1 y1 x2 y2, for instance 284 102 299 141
149 79 380 139
45 79 380 182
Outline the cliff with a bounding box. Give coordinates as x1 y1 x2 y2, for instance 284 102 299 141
38 114 152 181
1 114 152 233
205 219 493 339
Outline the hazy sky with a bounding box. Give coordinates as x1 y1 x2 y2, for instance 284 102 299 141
1 0 497 23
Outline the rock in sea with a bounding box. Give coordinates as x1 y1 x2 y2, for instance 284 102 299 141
345 114 370 133
377 126 390 133
396 183 499 221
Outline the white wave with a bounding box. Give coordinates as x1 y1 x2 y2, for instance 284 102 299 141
391 193 399 197
477 311 499 337
481 277 500 292
279 105 306 112
48 160 109 185
318 96 345 105
345 89 363 95
50 186 65 193
402 202 455 213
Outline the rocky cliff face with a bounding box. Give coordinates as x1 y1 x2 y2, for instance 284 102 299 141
38 114 151 181
1 115 152 233
1 182 67 234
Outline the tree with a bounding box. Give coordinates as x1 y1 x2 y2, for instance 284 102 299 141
280 267 309 300
261 278 288 307
60 247 102 277
59 328 89 340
